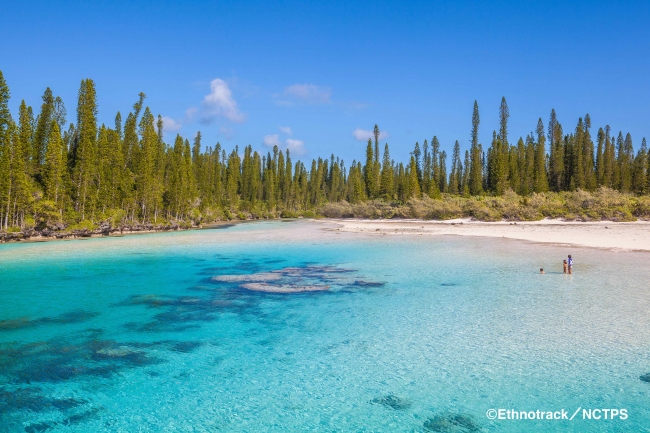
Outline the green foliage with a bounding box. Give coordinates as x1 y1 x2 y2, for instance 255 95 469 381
1 70 650 237
68 219 96 231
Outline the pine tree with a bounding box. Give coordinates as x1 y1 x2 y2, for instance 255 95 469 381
32 88 56 184
364 139 375 198
534 118 548 192
603 126 614 188
595 128 605 186
548 110 564 191
17 101 34 178
43 121 65 209
72 79 98 221
515 138 526 195
469 101 483 195
225 147 240 208
449 140 462 194
373 125 381 195
582 114 596 190
524 134 535 194
499 97 509 148
619 133 634 192
438 151 447 193
462 150 470 196
408 155 420 198
379 143 394 199
413 141 422 182
431 136 440 192
632 137 648 194
0 71 10 137
0 70 13 228
508 143 520 193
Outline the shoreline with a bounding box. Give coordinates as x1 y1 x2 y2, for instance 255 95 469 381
0 222 235 244
2 218 649 251
323 218 650 252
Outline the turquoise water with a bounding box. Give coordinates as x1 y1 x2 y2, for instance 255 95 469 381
1 220 650 432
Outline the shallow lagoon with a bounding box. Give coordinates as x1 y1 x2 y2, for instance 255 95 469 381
1 220 650 432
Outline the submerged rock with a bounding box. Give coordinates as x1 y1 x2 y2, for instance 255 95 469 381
0 317 32 330
423 413 481 432
212 272 282 283
240 283 330 293
370 395 411 410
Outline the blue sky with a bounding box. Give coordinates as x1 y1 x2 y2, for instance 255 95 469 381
2 0 650 164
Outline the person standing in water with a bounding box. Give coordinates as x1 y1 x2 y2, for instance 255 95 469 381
567 255 573 274
563 260 568 274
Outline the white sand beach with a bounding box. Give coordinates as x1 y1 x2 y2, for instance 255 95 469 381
326 218 650 251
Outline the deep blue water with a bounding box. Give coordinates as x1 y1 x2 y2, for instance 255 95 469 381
1 220 650 432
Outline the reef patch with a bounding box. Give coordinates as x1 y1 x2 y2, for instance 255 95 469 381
370 394 411 410
423 412 481 432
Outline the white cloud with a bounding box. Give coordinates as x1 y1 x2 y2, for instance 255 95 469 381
161 116 183 133
286 138 306 156
279 126 292 136
200 78 246 124
352 128 389 142
283 84 331 104
263 134 280 147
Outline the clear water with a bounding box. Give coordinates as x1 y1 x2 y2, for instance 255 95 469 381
1 220 650 432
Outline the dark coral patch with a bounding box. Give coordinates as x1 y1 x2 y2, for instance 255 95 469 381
0 387 86 413
170 341 205 353
0 310 100 332
423 413 481 432
370 395 411 410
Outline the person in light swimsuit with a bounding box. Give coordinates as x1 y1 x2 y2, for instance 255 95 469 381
567 255 573 274
563 260 568 274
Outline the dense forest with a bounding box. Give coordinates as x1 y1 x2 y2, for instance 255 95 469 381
1 71 649 234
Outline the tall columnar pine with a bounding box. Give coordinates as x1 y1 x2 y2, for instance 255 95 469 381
469 101 483 195
508 140 520 194
0 71 12 227
18 101 34 176
632 137 648 194
364 138 375 198
449 140 462 194
603 126 615 188
462 150 470 196
582 114 596 190
438 151 447 193
534 118 549 192
379 144 394 199
595 128 605 186
618 132 633 192
3 69 650 230
43 121 65 209
413 141 422 183
73 79 98 220
548 109 564 192
408 155 421 198
373 124 381 195
32 88 55 183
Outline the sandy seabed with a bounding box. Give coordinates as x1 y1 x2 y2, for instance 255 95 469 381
323 218 650 251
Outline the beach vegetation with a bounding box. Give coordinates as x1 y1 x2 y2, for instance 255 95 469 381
1 71 650 236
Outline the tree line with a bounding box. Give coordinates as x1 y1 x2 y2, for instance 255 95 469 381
0 71 649 230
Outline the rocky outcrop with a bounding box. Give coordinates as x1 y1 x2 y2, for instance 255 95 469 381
0 221 196 243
